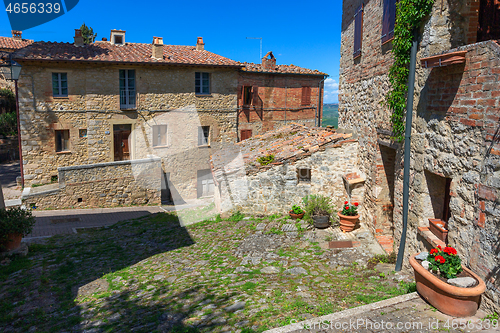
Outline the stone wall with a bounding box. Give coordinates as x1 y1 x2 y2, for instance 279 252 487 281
339 0 500 313
16 62 238 200
22 157 161 209
237 72 322 138
213 141 365 216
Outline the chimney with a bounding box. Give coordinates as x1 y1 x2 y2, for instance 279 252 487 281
74 29 84 47
152 37 163 60
196 37 204 51
11 30 22 40
102 37 108 41
262 51 276 70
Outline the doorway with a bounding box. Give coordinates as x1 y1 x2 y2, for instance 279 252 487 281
197 169 214 198
113 124 131 161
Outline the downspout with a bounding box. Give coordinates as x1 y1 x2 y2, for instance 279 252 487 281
395 30 418 271
284 77 287 125
317 76 328 127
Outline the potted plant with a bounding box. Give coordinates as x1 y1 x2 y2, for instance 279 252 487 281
337 201 359 232
302 194 334 229
410 245 486 317
0 207 36 251
289 205 305 220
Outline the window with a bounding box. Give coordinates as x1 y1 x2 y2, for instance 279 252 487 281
79 129 87 138
55 130 69 152
195 72 210 94
114 35 123 45
197 169 214 198
301 86 311 106
381 0 396 44
353 4 364 59
198 126 210 146
52 73 68 97
119 69 136 109
153 125 168 147
241 129 252 141
243 86 252 105
298 168 311 182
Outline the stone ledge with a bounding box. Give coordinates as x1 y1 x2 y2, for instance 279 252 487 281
58 157 161 172
417 226 446 248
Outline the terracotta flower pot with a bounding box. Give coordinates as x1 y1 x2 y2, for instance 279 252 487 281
337 212 359 232
2 233 23 251
289 211 304 220
410 253 486 317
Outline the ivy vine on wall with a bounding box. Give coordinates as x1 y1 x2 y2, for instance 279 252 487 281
386 0 434 142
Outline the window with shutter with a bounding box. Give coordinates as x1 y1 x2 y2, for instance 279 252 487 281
252 86 259 106
353 4 364 59
381 0 396 44
243 86 252 106
301 86 311 106
240 129 252 141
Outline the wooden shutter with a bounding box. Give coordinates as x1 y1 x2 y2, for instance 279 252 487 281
477 0 500 42
301 86 311 106
237 86 243 106
240 129 252 141
252 86 259 106
353 4 364 58
381 0 396 44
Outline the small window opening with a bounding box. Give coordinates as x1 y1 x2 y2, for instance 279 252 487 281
114 35 123 45
77 198 83 203
243 86 252 106
51 175 58 183
298 168 311 182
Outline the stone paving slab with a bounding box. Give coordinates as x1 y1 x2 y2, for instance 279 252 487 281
264 292 492 333
26 206 163 238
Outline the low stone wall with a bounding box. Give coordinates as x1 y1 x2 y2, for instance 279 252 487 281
0 136 18 163
213 141 365 216
22 157 161 209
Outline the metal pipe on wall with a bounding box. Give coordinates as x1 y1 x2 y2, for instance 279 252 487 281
317 76 328 127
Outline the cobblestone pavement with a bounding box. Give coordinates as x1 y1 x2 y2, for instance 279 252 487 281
1 212 495 332
27 206 163 238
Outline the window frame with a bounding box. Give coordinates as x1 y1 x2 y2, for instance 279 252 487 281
119 69 136 109
55 129 70 153
298 168 311 182
52 72 68 97
381 0 397 45
198 126 210 146
195 72 210 95
152 125 168 147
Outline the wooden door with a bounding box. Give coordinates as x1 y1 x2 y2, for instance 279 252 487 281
240 129 252 141
113 124 132 161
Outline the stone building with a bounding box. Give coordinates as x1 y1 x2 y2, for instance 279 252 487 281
0 31 33 90
237 52 327 140
211 124 364 215
339 0 500 311
2 30 326 208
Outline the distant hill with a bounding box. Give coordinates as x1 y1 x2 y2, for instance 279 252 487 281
322 103 338 128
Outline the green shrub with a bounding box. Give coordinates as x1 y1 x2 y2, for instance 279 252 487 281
302 195 334 222
257 154 275 166
0 88 15 113
290 205 304 215
0 207 36 249
0 111 17 137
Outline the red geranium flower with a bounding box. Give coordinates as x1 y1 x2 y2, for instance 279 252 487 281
345 206 349 210
430 249 438 255
437 245 442 250
354 202 359 206
444 247 457 255
435 255 446 264
344 201 348 205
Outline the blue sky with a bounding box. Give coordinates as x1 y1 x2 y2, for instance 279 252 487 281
0 0 341 103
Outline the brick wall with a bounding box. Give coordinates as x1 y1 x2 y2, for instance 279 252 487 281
237 72 323 138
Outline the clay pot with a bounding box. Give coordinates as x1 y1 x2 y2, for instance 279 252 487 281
2 233 23 251
410 253 486 317
337 212 359 232
312 215 330 229
289 211 304 220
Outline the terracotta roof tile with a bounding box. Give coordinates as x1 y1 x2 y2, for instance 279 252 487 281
0 37 34 51
211 124 354 177
240 62 327 75
12 41 241 67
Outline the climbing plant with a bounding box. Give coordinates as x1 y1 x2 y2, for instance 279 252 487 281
386 0 434 142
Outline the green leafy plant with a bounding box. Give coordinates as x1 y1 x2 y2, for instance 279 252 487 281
427 245 463 279
341 200 359 216
0 111 17 137
0 207 36 249
228 211 245 222
0 88 15 113
290 205 304 215
386 0 434 141
302 194 334 222
80 22 97 44
257 154 275 166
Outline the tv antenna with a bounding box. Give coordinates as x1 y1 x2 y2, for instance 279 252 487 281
246 37 262 60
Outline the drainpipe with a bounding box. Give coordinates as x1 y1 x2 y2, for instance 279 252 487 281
284 77 287 125
395 30 418 271
316 76 328 127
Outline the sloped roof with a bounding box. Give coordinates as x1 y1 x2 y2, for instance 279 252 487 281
12 41 242 67
0 37 34 51
211 124 354 177
241 62 327 75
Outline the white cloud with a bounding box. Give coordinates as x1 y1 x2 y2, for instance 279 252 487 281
323 78 339 103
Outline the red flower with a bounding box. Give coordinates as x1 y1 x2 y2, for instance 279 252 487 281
437 245 442 250
444 247 457 255
430 249 438 255
345 206 349 210
435 255 446 264
344 201 348 205
354 202 359 206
